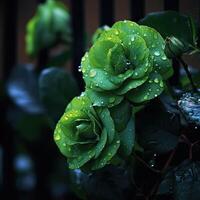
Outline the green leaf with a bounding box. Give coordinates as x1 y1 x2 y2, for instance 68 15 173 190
136 100 180 154
158 160 200 200
6 64 44 114
39 67 79 122
139 11 198 55
118 114 135 157
110 100 131 132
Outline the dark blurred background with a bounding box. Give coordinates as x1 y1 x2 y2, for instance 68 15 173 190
0 0 200 200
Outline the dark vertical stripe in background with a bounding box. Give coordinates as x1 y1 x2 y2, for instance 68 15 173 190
1 0 18 199
164 0 179 10
100 0 114 26
164 0 180 86
70 0 85 90
130 0 145 21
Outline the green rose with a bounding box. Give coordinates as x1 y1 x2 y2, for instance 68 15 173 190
26 0 71 57
54 93 135 170
81 20 173 107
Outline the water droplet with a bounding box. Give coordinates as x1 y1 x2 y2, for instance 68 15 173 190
54 134 61 141
82 57 85 62
151 44 155 48
63 143 66 147
154 94 158 97
160 82 164 88
161 55 167 61
144 95 148 100
149 80 153 83
116 140 120 144
126 60 131 66
154 78 159 83
134 72 138 76
131 37 135 42
78 66 81 72
128 42 131 46
143 33 147 37
154 51 160 56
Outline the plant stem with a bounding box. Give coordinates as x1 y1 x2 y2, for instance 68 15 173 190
176 56 198 92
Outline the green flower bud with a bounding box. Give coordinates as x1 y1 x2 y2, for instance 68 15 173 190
54 93 135 171
81 20 173 107
165 36 187 58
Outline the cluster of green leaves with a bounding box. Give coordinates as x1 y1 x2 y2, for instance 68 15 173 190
26 0 71 58
140 11 199 58
54 20 174 171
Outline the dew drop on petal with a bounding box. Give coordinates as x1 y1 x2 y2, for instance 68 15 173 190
154 51 160 56
154 78 159 83
161 55 167 60
131 37 135 42
54 134 61 141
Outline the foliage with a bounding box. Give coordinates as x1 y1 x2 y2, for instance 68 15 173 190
39 67 79 123
26 0 71 58
140 11 199 57
50 11 200 200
